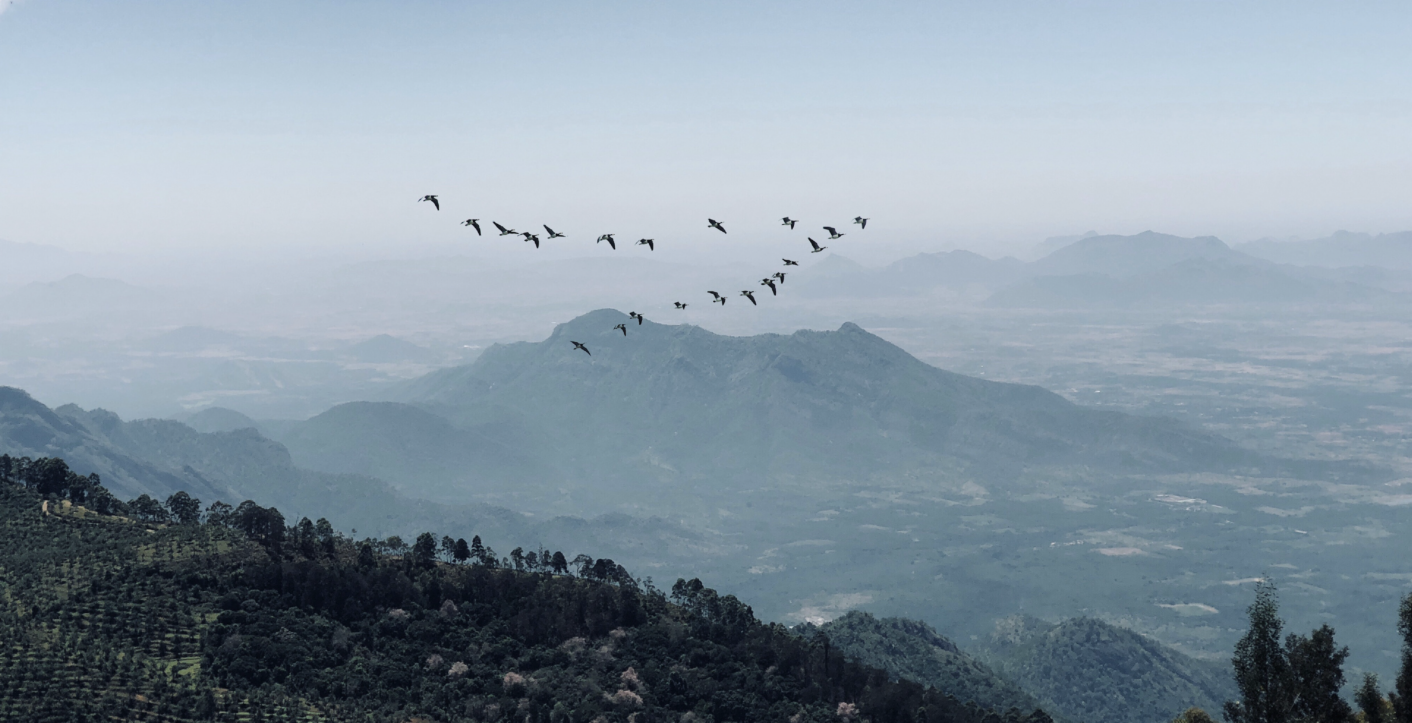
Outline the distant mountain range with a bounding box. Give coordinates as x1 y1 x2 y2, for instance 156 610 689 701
1238 230 1412 269
796 231 1412 306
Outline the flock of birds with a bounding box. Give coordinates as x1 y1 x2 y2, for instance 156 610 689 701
416 194 868 356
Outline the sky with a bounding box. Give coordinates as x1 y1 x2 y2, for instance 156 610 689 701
2 1 1411 263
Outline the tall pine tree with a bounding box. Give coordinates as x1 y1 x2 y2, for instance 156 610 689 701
1226 580 1294 723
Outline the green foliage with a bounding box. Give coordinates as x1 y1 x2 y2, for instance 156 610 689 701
1396 594 1412 723
1228 581 1295 723
1286 624 1353 723
1171 708 1218 723
1359 674 1393 723
817 611 1043 716
0 454 1056 723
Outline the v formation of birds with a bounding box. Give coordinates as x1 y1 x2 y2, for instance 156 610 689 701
419 195 868 357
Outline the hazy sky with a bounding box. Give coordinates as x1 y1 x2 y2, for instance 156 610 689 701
2 1 1411 261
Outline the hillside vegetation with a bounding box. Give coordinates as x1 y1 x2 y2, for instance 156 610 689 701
0 455 1055 723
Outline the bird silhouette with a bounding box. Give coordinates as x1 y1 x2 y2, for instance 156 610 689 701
494 222 518 236
571 341 590 356
853 216 868 229
823 226 844 239
740 290 757 305
544 225 566 239
630 311 644 325
708 291 722 300
761 278 777 295
782 217 798 229
597 234 616 250
708 219 727 234
783 258 799 266
418 195 440 210
808 238 827 253
773 271 786 284
462 219 481 235
674 301 687 309
614 323 628 336
636 238 655 251
522 233 540 248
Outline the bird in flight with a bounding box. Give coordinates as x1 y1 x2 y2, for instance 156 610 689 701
462 219 481 235
808 238 827 253
853 216 868 229
773 271 787 284
571 341 590 356
636 238 655 251
783 258 799 266
674 301 687 309
494 222 518 236
597 234 616 250
614 323 628 336
544 225 565 239
708 291 725 305
823 226 844 239
708 219 727 234
740 290 757 305
782 217 798 229
419 195 440 210
761 278 777 296
522 232 541 248
629 311 644 325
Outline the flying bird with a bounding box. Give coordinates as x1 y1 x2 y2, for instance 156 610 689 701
636 238 655 251
740 290 757 306
462 219 481 235
761 278 777 296
614 323 628 336
674 301 687 309
783 258 799 266
494 222 518 236
708 219 727 234
628 311 644 325
571 341 590 356
708 291 725 305
773 271 786 284
544 225 566 239
597 233 616 250
853 216 868 229
522 233 540 248
418 195 440 210
823 226 844 239
782 217 798 229
808 238 827 253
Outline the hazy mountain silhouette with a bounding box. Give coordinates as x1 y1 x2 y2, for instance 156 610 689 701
976 616 1235 723
1028 231 1254 277
798 250 1026 298
1 274 161 320
1238 230 1412 269
181 406 260 433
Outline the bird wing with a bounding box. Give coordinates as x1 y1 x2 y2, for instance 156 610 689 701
608 238 615 249
809 238 820 250
471 220 481 235
431 198 440 210
823 226 835 234
495 222 508 233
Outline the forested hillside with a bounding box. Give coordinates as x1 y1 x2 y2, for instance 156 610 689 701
0 454 1055 723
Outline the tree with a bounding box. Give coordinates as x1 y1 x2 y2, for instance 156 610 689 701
572 554 595 578
1286 624 1352 723
412 532 438 569
1171 709 1217 723
1358 674 1391 723
232 501 285 553
452 538 471 564
315 518 336 555
128 494 171 524
470 536 485 562
357 542 376 570
440 535 456 563
551 551 568 575
1226 580 1293 723
510 547 526 571
165 491 202 525
296 517 318 557
0 453 14 484
1396 594 1412 723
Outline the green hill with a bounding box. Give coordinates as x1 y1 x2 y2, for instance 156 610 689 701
0 458 1054 723
815 612 1043 715
975 616 1236 723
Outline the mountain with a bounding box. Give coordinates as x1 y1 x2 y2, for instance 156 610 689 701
344 333 437 363
0 466 1052 723
817 611 1043 716
1028 231 1098 260
976 616 1236 723
377 310 1366 514
1238 230 1412 269
987 258 1390 308
1028 231 1255 278
0 273 162 320
182 406 259 433
271 401 554 503
798 250 1026 298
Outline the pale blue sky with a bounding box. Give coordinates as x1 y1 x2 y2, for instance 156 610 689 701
2 1 1410 260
